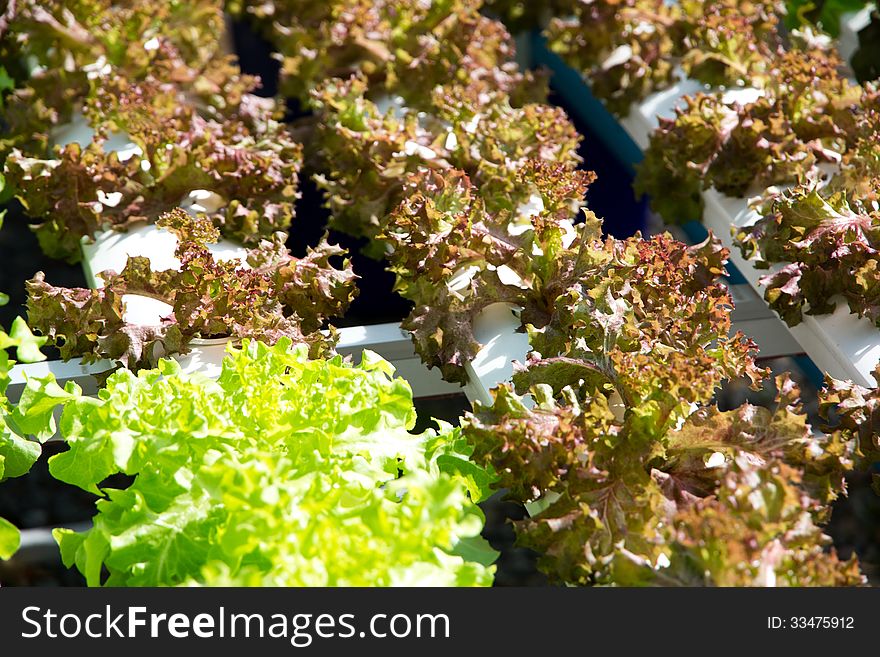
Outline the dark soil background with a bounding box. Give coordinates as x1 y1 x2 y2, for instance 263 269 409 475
1 16 877 587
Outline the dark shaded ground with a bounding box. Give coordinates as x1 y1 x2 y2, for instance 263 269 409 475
0 202 88 333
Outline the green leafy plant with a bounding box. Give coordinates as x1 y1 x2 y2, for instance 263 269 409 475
735 182 880 326
546 0 681 117
545 0 785 117
311 74 581 247
0 213 52 561
0 0 237 129
17 339 496 586
307 65 584 384
0 316 50 561
733 98 880 325
381 163 594 382
785 0 870 37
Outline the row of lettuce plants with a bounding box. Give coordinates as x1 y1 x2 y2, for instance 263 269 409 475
484 1 880 343
0 0 878 586
477 1 880 582
488 0 879 89
558 9 880 359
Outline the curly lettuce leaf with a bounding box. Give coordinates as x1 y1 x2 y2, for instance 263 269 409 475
613 457 863 586
546 0 681 117
733 98 880 325
0 0 234 116
459 221 864 585
0 0 249 158
1 1 302 260
26 209 357 369
0 1 225 73
34 339 496 586
0 516 19 560
0 305 51 482
524 233 762 412
5 74 302 261
545 0 786 117
677 0 782 88
736 181 880 325
819 363 880 466
381 163 596 382
636 50 864 224
0 282 53 563
464 373 863 585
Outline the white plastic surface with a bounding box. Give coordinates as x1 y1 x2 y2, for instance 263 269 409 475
619 67 704 150
7 322 462 419
79 222 249 325
49 111 143 162
47 114 463 398
839 6 875 64
619 79 763 151
703 189 880 386
81 223 248 285
464 303 531 407
335 322 462 398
